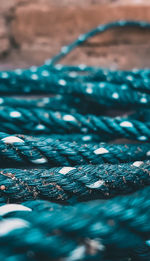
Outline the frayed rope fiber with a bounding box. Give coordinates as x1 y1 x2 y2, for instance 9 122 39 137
0 20 150 261
0 161 149 203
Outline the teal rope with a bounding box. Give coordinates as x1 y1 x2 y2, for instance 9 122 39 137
0 186 150 260
0 95 105 115
0 20 150 261
0 21 149 110
0 106 150 141
0 161 149 203
0 132 149 166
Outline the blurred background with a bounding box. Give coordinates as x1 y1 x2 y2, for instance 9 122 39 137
0 0 150 70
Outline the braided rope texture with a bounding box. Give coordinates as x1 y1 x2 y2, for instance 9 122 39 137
0 20 150 261
0 161 149 203
0 132 150 166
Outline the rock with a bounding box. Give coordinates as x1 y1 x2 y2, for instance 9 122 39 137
0 18 10 56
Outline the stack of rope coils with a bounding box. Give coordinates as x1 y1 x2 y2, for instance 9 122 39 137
0 20 150 260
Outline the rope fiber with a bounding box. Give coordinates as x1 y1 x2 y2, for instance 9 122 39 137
0 161 149 203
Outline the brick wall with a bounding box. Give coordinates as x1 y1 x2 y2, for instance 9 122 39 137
0 0 150 69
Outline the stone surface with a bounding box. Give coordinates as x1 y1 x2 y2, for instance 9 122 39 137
0 18 10 56
0 0 150 69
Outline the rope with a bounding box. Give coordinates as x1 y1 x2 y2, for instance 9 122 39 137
0 132 149 166
0 20 150 260
0 161 149 203
28 133 102 142
0 186 150 260
0 95 105 115
0 106 150 141
0 22 149 110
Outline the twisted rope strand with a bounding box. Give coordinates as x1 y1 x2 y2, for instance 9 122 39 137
0 186 150 260
0 95 104 114
0 132 149 166
0 161 149 203
0 106 150 140
1 73 150 109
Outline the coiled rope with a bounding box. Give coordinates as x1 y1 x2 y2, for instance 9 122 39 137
0 20 150 261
